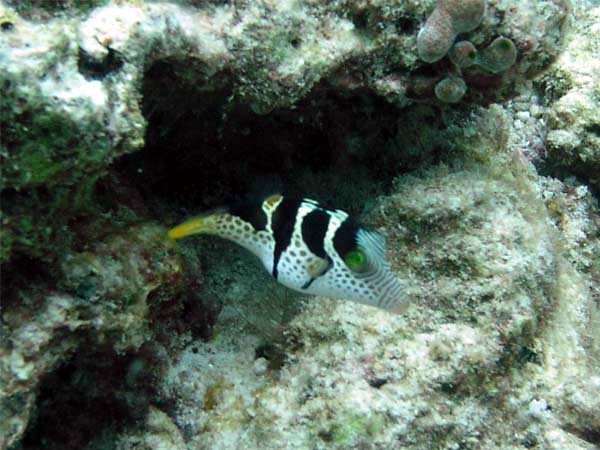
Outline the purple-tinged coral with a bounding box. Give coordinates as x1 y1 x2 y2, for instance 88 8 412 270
448 40 478 69
477 37 518 74
416 8 456 64
434 76 468 103
417 0 485 63
447 0 486 33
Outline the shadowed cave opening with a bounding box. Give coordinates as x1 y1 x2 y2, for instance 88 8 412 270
115 60 448 220
20 61 453 450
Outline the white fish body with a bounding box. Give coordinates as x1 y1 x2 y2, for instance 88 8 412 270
169 194 407 313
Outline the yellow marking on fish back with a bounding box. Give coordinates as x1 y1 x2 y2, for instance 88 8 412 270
264 194 283 208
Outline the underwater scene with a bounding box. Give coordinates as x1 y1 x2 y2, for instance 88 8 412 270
0 0 599 449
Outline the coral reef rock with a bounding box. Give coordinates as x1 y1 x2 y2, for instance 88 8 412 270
541 7 600 191
1 0 599 450
0 0 571 261
0 224 183 449
145 107 600 450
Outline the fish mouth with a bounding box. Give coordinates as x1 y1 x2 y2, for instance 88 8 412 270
168 217 206 239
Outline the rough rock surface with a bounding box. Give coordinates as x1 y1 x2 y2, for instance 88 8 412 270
142 107 599 450
540 7 600 191
0 224 184 449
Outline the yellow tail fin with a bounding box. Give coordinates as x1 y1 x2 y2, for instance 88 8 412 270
168 216 208 239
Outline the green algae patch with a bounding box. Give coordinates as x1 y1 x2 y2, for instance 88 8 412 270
0 79 113 261
330 413 386 447
1 99 110 189
4 112 73 187
5 0 109 18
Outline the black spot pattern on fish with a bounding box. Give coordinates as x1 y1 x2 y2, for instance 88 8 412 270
271 197 303 279
301 207 330 258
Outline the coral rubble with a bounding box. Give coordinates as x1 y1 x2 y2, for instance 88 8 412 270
0 223 183 447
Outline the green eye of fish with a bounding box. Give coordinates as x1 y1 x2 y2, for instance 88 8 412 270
344 248 367 271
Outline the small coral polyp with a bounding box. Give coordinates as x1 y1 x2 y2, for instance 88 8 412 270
417 0 485 63
448 37 518 75
448 41 478 69
434 76 468 103
417 0 520 105
477 37 518 74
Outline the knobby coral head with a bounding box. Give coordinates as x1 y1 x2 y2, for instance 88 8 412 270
417 0 486 63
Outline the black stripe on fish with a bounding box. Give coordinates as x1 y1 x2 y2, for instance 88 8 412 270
301 207 330 259
332 216 360 259
229 197 268 231
271 197 303 279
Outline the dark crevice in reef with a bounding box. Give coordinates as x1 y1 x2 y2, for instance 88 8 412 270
115 61 451 223
538 160 600 199
21 351 140 450
78 46 124 80
19 294 222 450
0 254 56 305
20 339 176 450
563 426 600 447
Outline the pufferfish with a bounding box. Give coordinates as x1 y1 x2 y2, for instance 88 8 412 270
168 194 407 313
